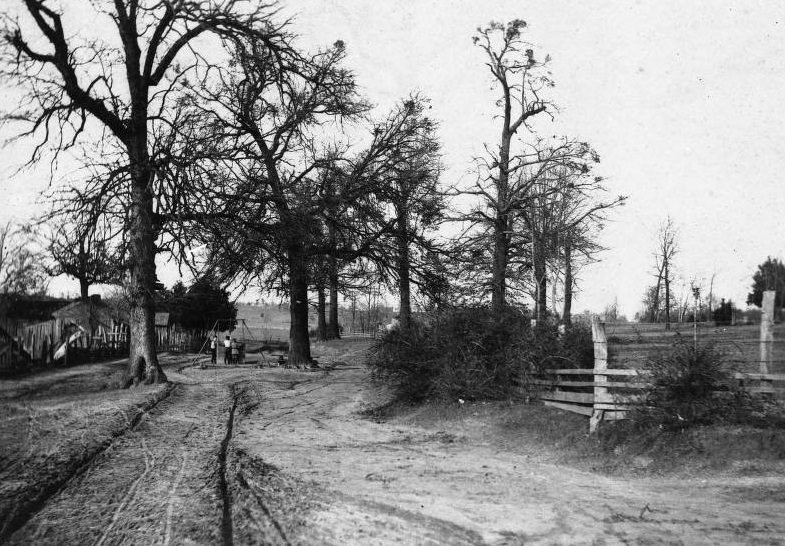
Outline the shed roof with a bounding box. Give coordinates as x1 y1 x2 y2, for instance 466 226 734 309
51 297 121 330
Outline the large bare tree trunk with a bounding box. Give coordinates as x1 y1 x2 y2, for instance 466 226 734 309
398 259 411 329
316 285 327 341
534 255 547 322
78 239 90 300
491 221 508 315
562 243 573 325
79 277 89 301
327 279 340 339
125 163 166 386
326 245 340 339
652 275 663 323
397 209 412 329
288 247 312 366
664 260 671 330
491 131 512 315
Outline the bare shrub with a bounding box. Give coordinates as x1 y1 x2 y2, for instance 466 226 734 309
367 306 593 402
631 341 785 431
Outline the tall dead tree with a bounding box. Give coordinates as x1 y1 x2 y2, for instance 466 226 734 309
472 20 550 315
1 0 281 385
654 216 678 329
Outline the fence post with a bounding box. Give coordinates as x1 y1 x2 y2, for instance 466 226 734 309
760 290 775 375
589 315 608 433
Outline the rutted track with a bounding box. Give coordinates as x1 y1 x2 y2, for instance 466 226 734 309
219 382 241 546
2 358 319 545
5 374 237 544
0 382 177 543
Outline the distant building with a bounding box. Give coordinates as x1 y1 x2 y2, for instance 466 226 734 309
51 295 129 348
155 312 171 347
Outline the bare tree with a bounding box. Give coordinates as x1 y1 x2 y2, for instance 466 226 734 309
1 0 283 385
519 147 626 323
0 222 48 295
179 34 371 366
359 97 444 329
653 216 678 329
45 216 122 300
471 20 551 314
707 271 716 322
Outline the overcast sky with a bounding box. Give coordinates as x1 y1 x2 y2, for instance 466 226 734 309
1 1 783 317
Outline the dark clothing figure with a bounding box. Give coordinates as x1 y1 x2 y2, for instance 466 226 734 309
231 338 239 364
223 336 231 365
210 336 218 364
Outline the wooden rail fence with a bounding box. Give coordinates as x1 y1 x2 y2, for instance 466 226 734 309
538 291 784 432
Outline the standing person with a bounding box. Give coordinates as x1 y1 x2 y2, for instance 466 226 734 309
231 337 239 364
210 334 218 364
223 335 231 365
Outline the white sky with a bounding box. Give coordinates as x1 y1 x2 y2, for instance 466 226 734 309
1 1 784 317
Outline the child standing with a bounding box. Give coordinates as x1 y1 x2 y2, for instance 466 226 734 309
210 334 218 364
223 335 231 365
231 337 239 364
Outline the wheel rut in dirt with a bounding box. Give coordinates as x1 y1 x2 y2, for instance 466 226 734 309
6 379 235 545
3 363 338 545
0 381 177 543
219 382 241 546
222 378 295 545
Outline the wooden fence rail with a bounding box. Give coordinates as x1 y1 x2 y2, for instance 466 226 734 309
538 367 784 432
538 290 782 433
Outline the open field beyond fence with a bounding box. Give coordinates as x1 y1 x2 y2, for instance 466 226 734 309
538 304 785 432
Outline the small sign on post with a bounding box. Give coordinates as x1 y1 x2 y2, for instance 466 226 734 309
760 290 775 374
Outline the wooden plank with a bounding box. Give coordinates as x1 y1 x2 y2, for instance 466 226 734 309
743 386 775 395
532 379 647 389
544 368 642 376
603 411 630 421
543 400 594 416
597 382 647 389
594 393 643 405
540 391 594 404
733 373 785 381
593 402 635 411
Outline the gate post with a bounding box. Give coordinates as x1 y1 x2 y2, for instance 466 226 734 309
760 290 775 375
590 316 608 433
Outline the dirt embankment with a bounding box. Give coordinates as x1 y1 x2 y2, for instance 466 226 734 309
2 343 785 544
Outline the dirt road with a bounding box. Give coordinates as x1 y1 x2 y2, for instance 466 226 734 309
5 342 785 544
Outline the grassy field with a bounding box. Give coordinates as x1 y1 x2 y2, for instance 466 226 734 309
606 323 785 375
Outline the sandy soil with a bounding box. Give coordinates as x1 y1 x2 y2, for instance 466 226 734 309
3 342 785 544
